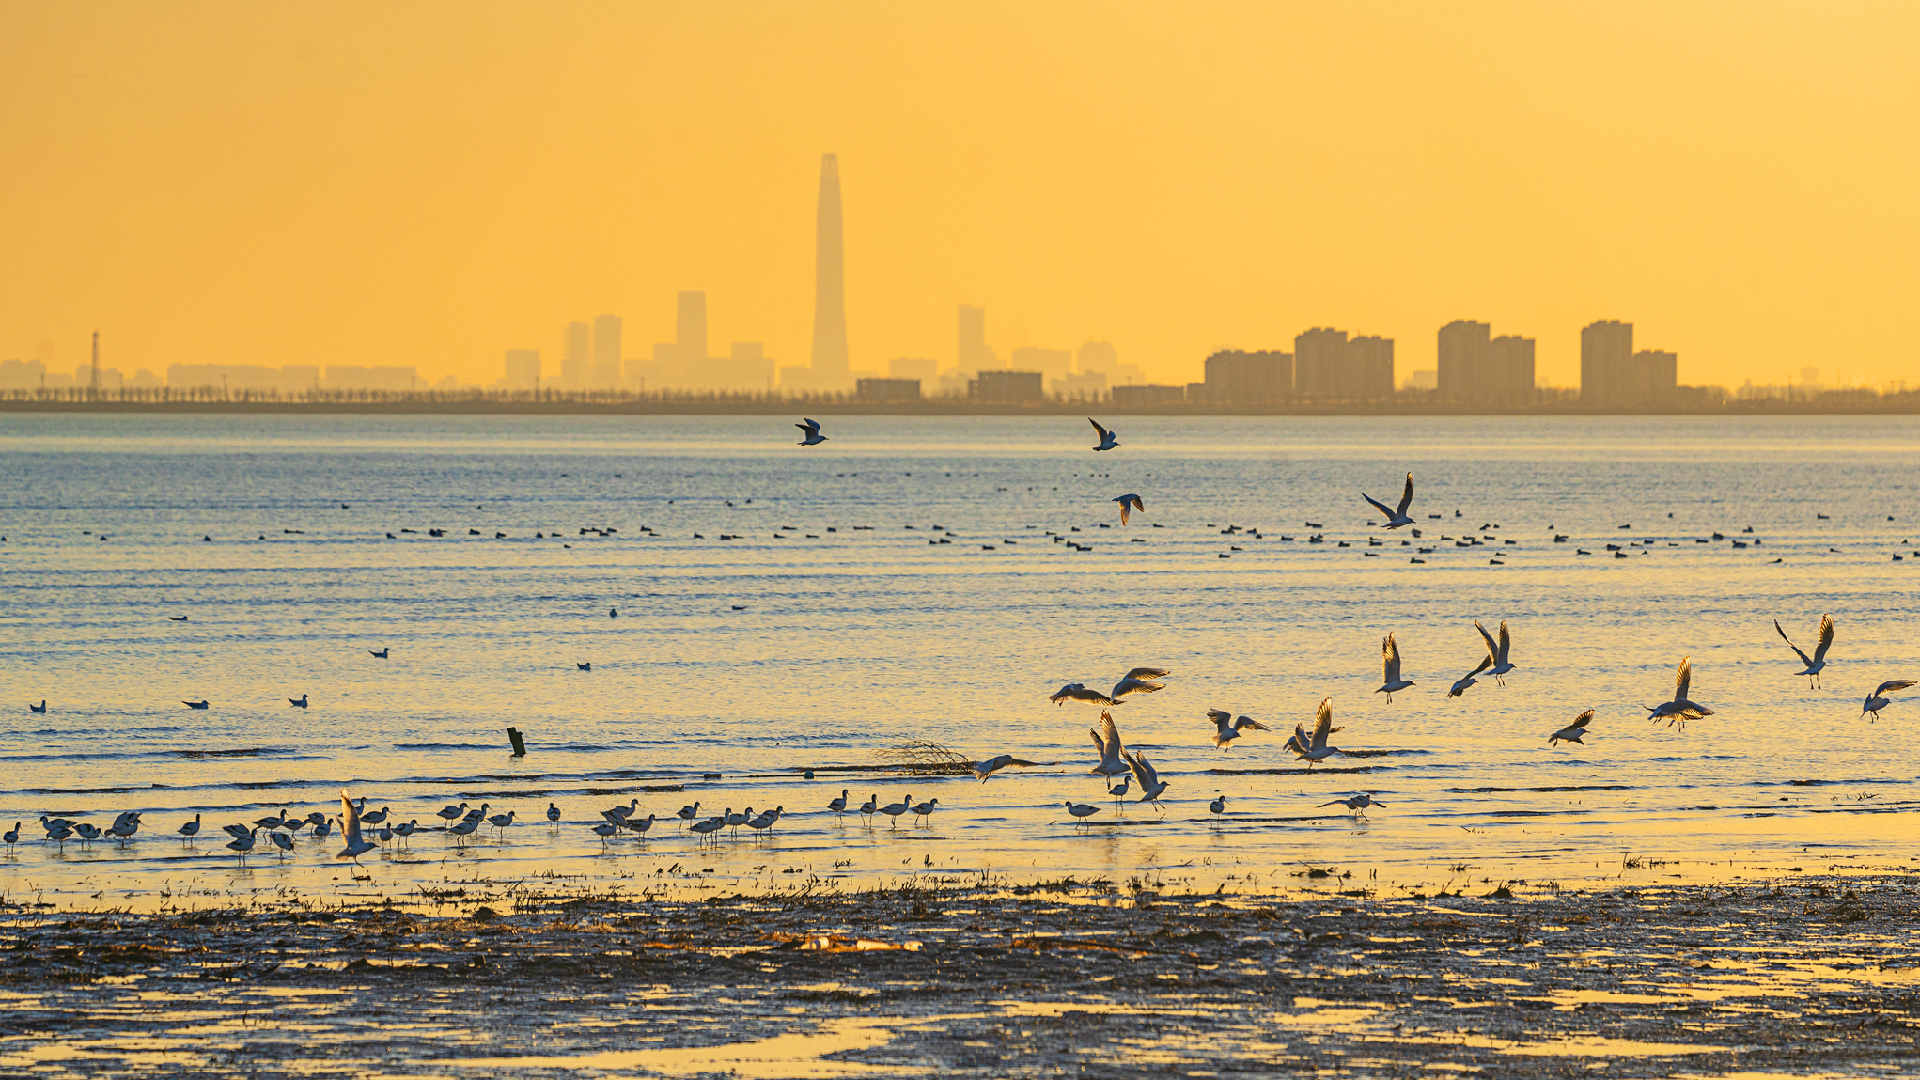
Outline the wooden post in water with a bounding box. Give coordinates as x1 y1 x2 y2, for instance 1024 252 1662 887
506 727 526 757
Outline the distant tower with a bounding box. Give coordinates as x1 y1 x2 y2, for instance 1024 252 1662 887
563 321 592 387
810 154 850 376
958 305 993 372
592 315 622 387
90 331 100 396
677 291 708 366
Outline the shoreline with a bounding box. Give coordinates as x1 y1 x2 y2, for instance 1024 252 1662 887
4 873 1917 1076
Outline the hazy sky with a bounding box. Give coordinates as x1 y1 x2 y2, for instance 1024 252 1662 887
4 2 1917 388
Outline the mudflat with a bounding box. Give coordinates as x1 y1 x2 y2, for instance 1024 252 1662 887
3 873 1917 1077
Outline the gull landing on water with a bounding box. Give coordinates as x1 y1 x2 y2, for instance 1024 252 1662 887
1113 494 1145 525
1207 708 1270 749
795 417 828 446
1646 655 1716 730
1285 698 1343 766
1377 633 1414 702
971 754 1042 783
1123 749 1168 808
1863 680 1915 721
1549 709 1595 746
336 790 377 864
1362 473 1416 529
1088 417 1118 452
1774 614 1835 688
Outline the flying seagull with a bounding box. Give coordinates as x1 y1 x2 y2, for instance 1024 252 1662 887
1548 709 1595 746
1207 708 1270 749
1448 654 1493 698
1646 655 1715 729
1863 680 1915 721
1774 614 1835 688
1124 666 1172 681
1362 473 1416 529
1284 698 1343 766
1110 676 1164 700
1088 417 1118 452
1051 682 1121 706
1474 620 1516 685
1089 710 1130 779
971 754 1042 782
1320 792 1382 816
337 789 378 863
1113 494 1145 525
1377 632 1414 702
795 417 828 446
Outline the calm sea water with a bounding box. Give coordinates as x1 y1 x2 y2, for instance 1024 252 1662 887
3 413 1917 909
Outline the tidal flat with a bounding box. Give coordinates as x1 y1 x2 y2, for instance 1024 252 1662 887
3 872 1918 1077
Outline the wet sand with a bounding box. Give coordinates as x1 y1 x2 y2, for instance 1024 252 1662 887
4 872 1918 1077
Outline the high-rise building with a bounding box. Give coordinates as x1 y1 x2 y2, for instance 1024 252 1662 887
1201 349 1292 404
1487 335 1536 406
810 153 850 377
1581 320 1633 407
677 291 708 366
1345 336 1395 401
958 305 995 372
504 349 541 391
1293 328 1348 399
1632 349 1678 406
1437 320 1491 403
593 316 622 387
562 321 592 386
1076 339 1118 375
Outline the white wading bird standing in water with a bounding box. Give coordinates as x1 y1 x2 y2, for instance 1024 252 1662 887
1362 472 1416 529
1089 711 1131 781
1088 417 1119 452
1549 709 1595 746
1774 614 1835 688
1113 493 1145 525
1207 708 1270 749
1863 680 1915 721
795 417 827 446
1285 698 1344 767
1646 655 1715 729
1474 620 1516 686
1377 632 1414 702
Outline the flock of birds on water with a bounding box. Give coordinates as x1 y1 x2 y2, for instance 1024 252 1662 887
10 415 1913 868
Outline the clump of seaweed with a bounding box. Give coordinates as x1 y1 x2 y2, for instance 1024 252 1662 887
872 740 975 775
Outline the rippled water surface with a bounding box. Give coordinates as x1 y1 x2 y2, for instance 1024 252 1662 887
3 413 1918 907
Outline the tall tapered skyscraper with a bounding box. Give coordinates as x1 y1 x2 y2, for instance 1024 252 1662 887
810 153 850 376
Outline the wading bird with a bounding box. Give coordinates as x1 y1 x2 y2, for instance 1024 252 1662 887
1774 614 1836 688
1362 473 1416 529
1064 801 1101 827
226 827 258 863
179 815 204 844
1646 656 1715 729
1319 793 1382 816
1377 633 1414 702
877 796 913 829
1549 710 1596 746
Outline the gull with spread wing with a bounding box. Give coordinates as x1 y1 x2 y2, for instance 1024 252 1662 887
795 417 828 446
1549 709 1595 746
1774 614 1835 688
1474 620 1516 685
1863 680 1915 721
1123 749 1169 808
1377 632 1414 702
1052 682 1121 706
1113 493 1145 525
1646 655 1715 729
1088 417 1119 452
1448 654 1493 698
1089 710 1131 780
1284 698 1343 766
1207 708 1270 749
1362 472 1416 529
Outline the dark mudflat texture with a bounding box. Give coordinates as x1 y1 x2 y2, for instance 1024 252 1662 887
3 875 1918 1077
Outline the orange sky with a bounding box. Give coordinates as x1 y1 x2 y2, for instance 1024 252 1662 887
4 2 1918 389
